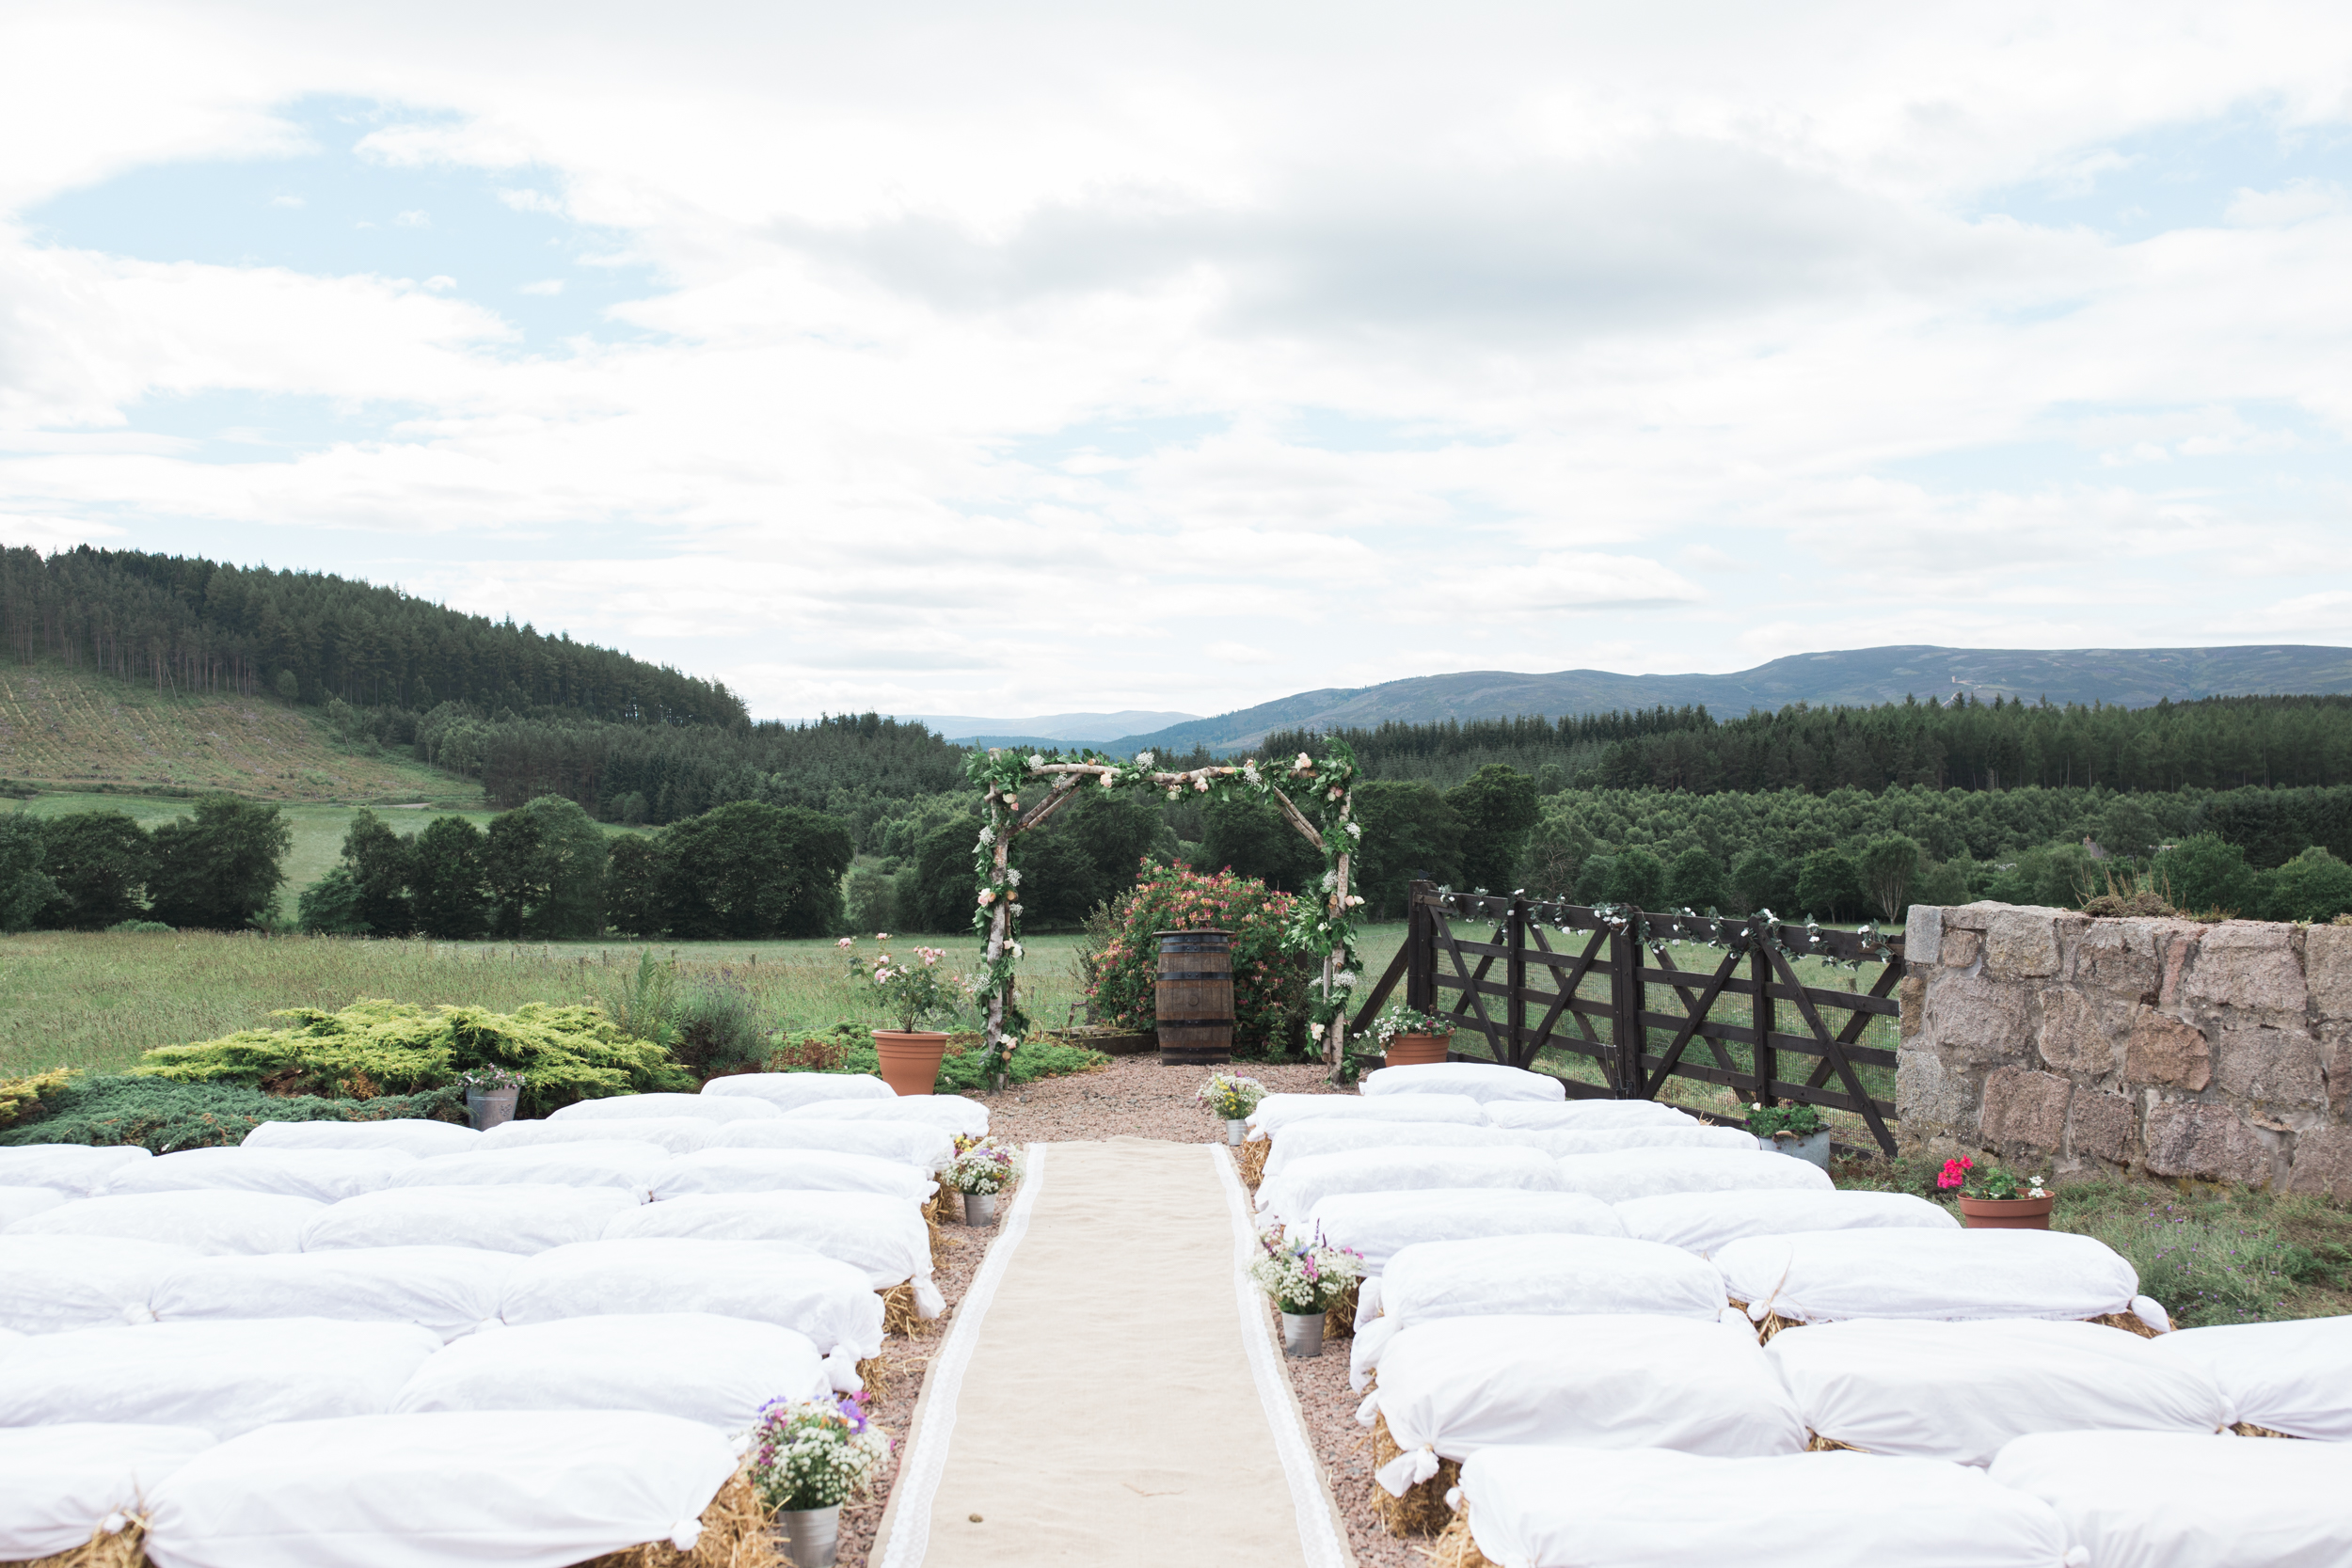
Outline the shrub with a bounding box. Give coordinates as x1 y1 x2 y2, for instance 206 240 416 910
130 998 691 1116
1085 863 1313 1053
668 974 773 1079
762 1023 1106 1091
0 1072 465 1152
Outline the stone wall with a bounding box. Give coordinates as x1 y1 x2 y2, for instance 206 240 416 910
1898 902 2352 1196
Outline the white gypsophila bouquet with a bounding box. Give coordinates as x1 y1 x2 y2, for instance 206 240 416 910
749 1395 892 1513
1248 1227 1362 1314
1195 1072 1269 1121
945 1135 1025 1195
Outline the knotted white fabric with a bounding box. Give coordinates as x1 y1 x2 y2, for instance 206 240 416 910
1712 1227 2144 1325
601 1190 944 1316
780 1095 988 1137
242 1119 480 1156
1359 1314 1804 1492
140 1410 739 1568
8 1191 324 1255
2145 1315 2352 1439
1553 1148 1834 1204
1457 1444 2074 1568
0 1184 69 1229
0 1318 441 1438
650 1148 935 1202
150 1247 520 1342
0 1235 197 1334
102 1148 418 1204
1256 1146 1563 1229
1615 1188 1960 1255
701 1072 896 1111
1484 1100 1698 1131
1243 1092 1486 1142
1769 1319 2232 1465
496 1238 883 1361
1358 1063 1565 1102
709 1117 956 1172
0 1144 152 1196
299 1183 641 1254
0 1423 215 1560
394 1311 832 1431
478 1117 721 1155
546 1092 780 1123
1991 1430 2352 1568
1306 1188 1627 1280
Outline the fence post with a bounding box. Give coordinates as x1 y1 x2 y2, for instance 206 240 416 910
1607 925 1633 1097
1406 880 1434 1012
1505 895 1528 1069
1750 928 1776 1106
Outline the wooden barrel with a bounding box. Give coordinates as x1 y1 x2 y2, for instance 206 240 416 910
1155 929 1234 1067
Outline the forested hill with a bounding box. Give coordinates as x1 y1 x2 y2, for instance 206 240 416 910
0 546 742 726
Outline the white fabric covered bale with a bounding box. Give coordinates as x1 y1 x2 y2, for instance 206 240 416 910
0 1318 440 1437
710 1117 955 1171
1458 1445 2071 1568
241 1119 479 1156
1361 1315 1805 1496
0 1423 216 1560
497 1239 883 1367
2145 1315 2352 1441
1770 1319 2231 1465
1256 1147 1562 1229
650 1148 935 1202
1617 1188 1960 1256
300 1184 640 1254
1359 1063 1565 1103
602 1191 944 1316
546 1091 780 1123
396 1311 832 1428
0 1144 151 1196
1553 1148 1834 1204
1307 1189 1627 1278
1713 1227 2153 1326
1484 1100 1698 1131
1243 1092 1486 1142
781 1095 988 1136
701 1072 895 1111
102 1147 417 1204
8 1191 324 1255
1263 1120 1520 1180
0 1236 197 1334
477 1117 721 1155
390 1141 671 1197
150 1248 519 1342
1515 1126 1756 1157
1350 1235 1727 1388
1990 1430 2352 1568
0 1184 68 1228
142 1410 739 1568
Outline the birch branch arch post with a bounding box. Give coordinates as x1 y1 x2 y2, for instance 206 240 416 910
963 741 1366 1075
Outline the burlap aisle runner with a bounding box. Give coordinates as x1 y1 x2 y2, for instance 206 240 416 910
873 1136 1348 1568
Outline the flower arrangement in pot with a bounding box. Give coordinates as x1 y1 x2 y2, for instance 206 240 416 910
1359 1004 1452 1069
1749 1101 1830 1170
840 935 962 1097
457 1065 523 1131
1195 1072 1269 1146
1937 1156 2053 1229
1249 1227 1362 1359
750 1393 893 1568
944 1134 1025 1227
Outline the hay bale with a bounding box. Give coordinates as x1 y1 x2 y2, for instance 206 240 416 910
856 1354 892 1402
1806 1432 1867 1452
1429 1509 1501 1568
1724 1299 1798 1344
12 1518 153 1568
879 1283 922 1338
1369 1410 1459 1538
1323 1278 1358 1343
2090 1310 2165 1339
2231 1421 2300 1439
570 1468 779 1568
1236 1139 1268 1187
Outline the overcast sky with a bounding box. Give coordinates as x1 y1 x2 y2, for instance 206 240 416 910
3 3 2348 721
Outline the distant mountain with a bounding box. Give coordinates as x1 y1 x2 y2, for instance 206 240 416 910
1107 644 2352 755
898 709 1200 744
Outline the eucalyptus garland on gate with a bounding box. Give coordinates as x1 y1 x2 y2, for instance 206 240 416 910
963 739 1366 1072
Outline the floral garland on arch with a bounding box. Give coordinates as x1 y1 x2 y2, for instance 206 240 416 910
964 738 1365 1074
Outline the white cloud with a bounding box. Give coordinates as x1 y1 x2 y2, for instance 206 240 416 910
270 194 304 208
518 277 564 295
392 210 430 228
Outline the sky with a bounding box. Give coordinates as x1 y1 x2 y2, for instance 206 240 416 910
2 2 2349 723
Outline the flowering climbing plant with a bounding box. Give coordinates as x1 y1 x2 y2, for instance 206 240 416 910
749 1394 893 1513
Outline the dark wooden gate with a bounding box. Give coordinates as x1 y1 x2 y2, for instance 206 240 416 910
1349 881 1907 1156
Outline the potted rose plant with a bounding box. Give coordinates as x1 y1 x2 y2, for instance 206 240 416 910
750 1393 892 1568
1196 1072 1269 1146
1249 1228 1362 1359
1360 1004 1452 1069
943 1135 1024 1227
1938 1156 2053 1228
458 1065 522 1131
840 935 962 1096
1749 1101 1831 1170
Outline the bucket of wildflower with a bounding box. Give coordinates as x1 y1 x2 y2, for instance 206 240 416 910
872 1032 949 1097
1155 929 1234 1067
962 1192 999 1227
1959 1196 2055 1229
1280 1311 1325 1358
773 1504 841 1568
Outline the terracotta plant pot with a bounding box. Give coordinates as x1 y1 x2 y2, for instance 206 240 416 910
1382 1033 1453 1069
1959 1194 2054 1230
872 1031 949 1098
